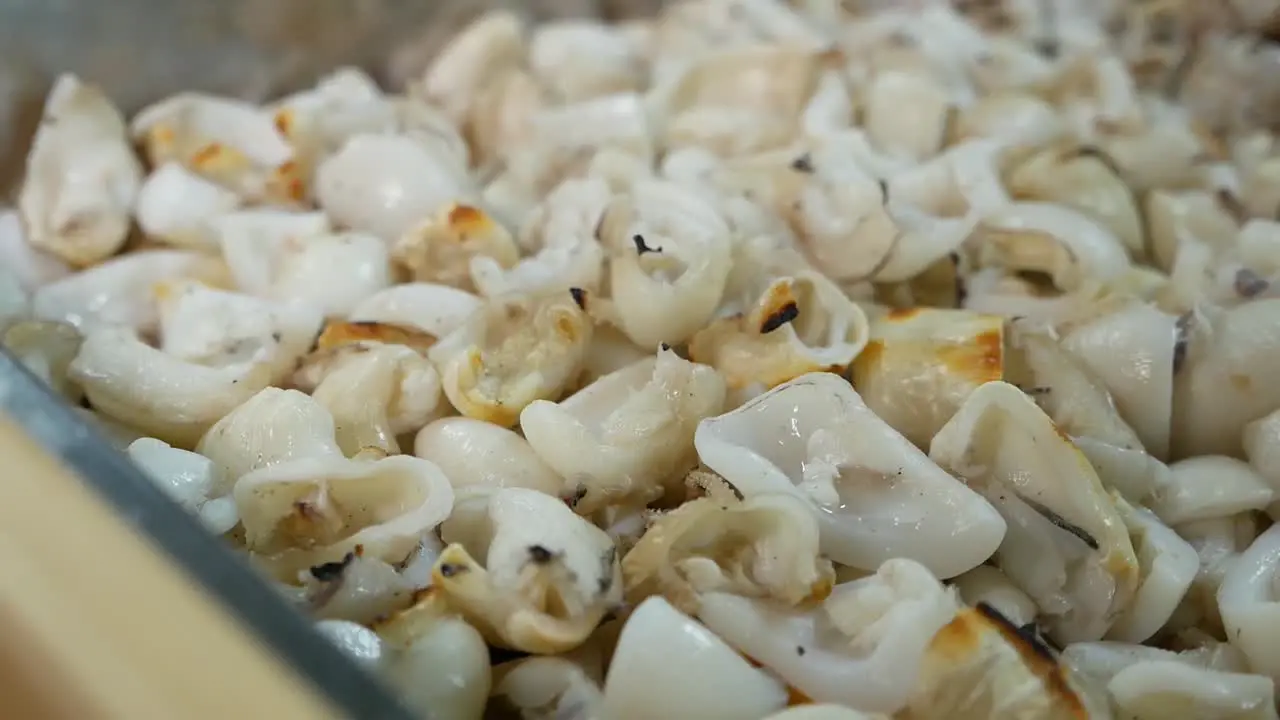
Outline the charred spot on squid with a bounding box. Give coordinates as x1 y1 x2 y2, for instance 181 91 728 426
309 551 355 582
438 562 467 578
977 602 1059 664
569 286 587 310
632 234 662 255
760 301 800 334
790 153 815 174
1234 268 1269 298
1173 311 1193 374
1017 493 1100 550
527 544 556 565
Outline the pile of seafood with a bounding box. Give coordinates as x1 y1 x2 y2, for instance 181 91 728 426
7 0 1280 717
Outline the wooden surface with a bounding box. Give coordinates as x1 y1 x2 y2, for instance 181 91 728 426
0 413 343 720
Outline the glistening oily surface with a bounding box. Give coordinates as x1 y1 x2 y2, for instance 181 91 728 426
8 0 1280 718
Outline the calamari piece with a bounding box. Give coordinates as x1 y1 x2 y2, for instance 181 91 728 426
601 179 732 348
1244 409 1280 495
134 162 240 251
1106 498 1199 643
69 326 273 448
930 381 1140 643
315 133 470 242
950 93 1065 148
1108 662 1279 720
1172 300 1280 458
602 595 788 720
349 283 482 339
307 344 444 457
472 178 610 299
131 92 299 204
861 67 952 162
1173 514 1260 637
268 232 391 319
522 349 726 512
689 272 870 399
491 656 606 720
1149 457 1274 525
302 552 420 625
0 208 71 291
127 437 238 534
413 417 563 497
659 43 825 156
530 20 645 102
32 249 229 333
1 320 83 402
763 707 890 720
952 565 1039 628
802 69 854 138
307 320 437 359
429 487 621 653
373 591 492 720
393 202 519 292
1005 145 1144 259
1060 302 1177 460
575 323 651 391
430 289 593 427
1218 523 1280 680
18 74 142 266
234 454 454 581
0 263 29 334
850 308 1003 449
1062 640 1245 683
197 387 344 487
1004 323 1145 452
696 558 958 714
417 10 525 124
212 209 330 295
314 620 384 670
1143 190 1239 275
621 492 834 613
974 203 1132 292
695 372 1005 577
154 279 322 382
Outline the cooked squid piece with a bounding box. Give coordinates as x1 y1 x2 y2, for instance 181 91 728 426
698 557 1090 718
521 348 726 512
1148 457 1275 525
0 208 71 291
600 179 732 349
126 437 238 534
413 417 563 497
1004 144 1144 259
656 43 827 156
153 279 323 383
529 19 646 102
472 177 610 299
415 9 526 131
1059 301 1178 460
490 655 606 720
930 381 1140 643
19 74 142 267
602 595 788 720
68 326 273 448
32 249 229 333
849 307 1003 449
429 288 593 427
1143 190 1239 276
301 544 437 625
763 707 891 720
233 454 454 580
392 202 520 292
348 283 483 338
2 320 84 403
315 132 472 242
0 265 29 333
952 565 1039 628
429 487 621 654
294 337 444 457
971 202 1133 293
689 272 871 400
197 387 345 486
1105 498 1199 643
134 162 241 251
371 592 493 720
1172 300 1280 459
621 492 834 613
1218 523 1280 681
131 92 300 205
695 372 1005 578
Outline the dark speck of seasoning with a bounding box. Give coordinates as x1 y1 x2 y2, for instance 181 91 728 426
796 646 807 656
569 287 587 309
271 331 283 342
1234 268 1269 298
309 552 355 582
633 234 662 254
1173 312 1192 374
439 562 466 578
790 153 815 173
660 342 672 352
878 179 889 202
527 545 555 564
760 302 800 334
565 486 589 508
